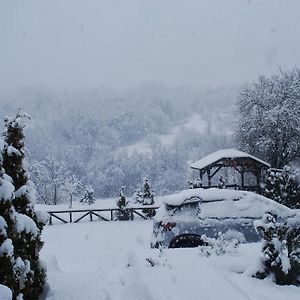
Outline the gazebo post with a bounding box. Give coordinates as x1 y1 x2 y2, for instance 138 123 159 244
256 171 260 192
207 169 211 187
241 167 245 189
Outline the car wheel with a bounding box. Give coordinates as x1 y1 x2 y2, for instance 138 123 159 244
169 234 206 248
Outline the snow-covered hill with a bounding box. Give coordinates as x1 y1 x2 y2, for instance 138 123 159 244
122 112 232 155
123 113 207 155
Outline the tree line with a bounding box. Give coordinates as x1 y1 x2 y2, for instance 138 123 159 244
236 68 300 208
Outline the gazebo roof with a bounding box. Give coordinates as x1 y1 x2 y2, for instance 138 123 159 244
190 149 270 170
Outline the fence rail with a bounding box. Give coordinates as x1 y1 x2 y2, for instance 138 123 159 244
47 206 160 225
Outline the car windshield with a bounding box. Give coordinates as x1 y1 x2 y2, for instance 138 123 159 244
166 198 200 217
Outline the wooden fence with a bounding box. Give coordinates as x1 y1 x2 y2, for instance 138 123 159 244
47 206 160 225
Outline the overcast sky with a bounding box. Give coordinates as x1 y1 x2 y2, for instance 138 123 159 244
0 0 299 89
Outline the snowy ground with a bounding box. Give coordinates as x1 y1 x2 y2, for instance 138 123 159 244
41 221 299 300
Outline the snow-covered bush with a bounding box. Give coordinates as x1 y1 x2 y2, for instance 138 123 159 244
80 185 95 205
263 167 300 209
2 112 47 299
198 232 241 257
254 212 300 285
187 178 202 189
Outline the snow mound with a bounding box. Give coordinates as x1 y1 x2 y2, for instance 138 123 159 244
0 178 14 202
14 213 38 236
0 285 12 300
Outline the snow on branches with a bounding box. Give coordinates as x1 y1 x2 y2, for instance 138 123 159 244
263 166 300 209
254 212 300 285
236 68 300 168
0 112 46 299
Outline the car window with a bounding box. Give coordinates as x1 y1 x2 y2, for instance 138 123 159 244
167 201 200 216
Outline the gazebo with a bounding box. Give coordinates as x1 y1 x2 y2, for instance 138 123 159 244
190 149 271 192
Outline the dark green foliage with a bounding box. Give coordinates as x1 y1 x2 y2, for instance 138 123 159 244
0 166 17 296
263 167 300 208
2 113 46 300
254 212 300 285
2 117 27 192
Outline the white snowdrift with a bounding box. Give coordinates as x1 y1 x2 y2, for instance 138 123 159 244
41 221 300 300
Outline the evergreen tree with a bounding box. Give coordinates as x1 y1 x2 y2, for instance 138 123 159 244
0 149 17 298
254 212 300 285
2 113 46 300
80 186 95 205
116 187 130 220
142 177 154 205
141 178 156 218
134 188 143 204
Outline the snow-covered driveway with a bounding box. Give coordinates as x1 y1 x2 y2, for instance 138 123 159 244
41 221 299 300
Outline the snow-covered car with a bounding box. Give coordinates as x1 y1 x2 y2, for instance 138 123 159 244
151 188 296 248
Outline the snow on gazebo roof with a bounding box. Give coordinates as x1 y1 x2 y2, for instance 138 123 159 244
190 148 270 170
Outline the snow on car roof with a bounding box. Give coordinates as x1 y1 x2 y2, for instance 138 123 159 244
190 148 270 170
163 188 240 206
162 188 293 219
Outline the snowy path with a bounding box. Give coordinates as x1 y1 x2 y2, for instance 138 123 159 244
41 221 300 300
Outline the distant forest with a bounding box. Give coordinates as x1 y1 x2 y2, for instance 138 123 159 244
0 83 238 201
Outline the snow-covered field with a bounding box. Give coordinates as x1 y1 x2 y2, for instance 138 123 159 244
41 221 299 300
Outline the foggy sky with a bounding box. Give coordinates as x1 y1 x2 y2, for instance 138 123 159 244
0 0 300 89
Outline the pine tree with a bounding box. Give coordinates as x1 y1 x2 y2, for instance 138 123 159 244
2 113 46 300
141 178 156 218
116 187 130 220
142 177 154 205
134 188 143 204
0 149 17 298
